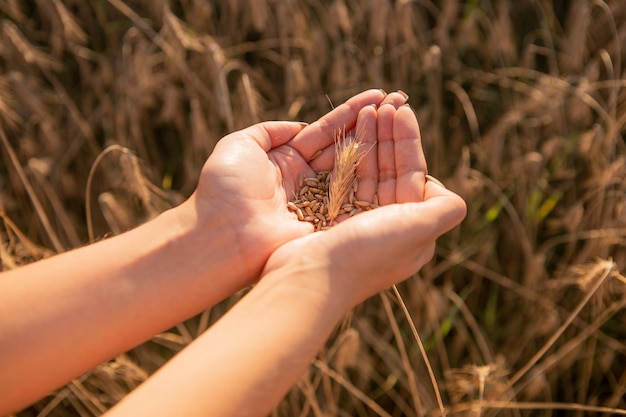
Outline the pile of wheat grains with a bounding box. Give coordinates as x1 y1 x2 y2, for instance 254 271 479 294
287 172 379 231
287 130 379 231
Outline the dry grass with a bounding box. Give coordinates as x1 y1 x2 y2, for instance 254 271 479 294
1 0 626 416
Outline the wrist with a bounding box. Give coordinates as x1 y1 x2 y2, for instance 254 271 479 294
163 196 252 300
260 239 357 314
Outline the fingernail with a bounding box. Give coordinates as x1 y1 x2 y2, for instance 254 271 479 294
298 122 309 127
379 88 387 95
396 89 409 100
426 174 447 189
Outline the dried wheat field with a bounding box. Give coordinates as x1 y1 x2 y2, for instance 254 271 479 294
1 1 625 416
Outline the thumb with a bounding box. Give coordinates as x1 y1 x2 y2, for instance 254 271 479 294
240 121 308 151
420 178 467 237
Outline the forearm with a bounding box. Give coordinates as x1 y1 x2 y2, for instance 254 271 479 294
106 260 348 417
0 198 244 414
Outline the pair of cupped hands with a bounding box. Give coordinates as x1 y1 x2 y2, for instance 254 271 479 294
185 89 466 307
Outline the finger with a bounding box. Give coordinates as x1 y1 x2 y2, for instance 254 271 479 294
354 105 378 202
376 103 397 206
380 90 409 108
393 104 428 203
290 89 387 161
342 188 466 252
421 182 468 235
237 121 308 152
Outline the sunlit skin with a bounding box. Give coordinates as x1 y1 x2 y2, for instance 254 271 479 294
185 89 409 284
0 90 466 416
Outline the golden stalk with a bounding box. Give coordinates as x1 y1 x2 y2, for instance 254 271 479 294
327 127 370 222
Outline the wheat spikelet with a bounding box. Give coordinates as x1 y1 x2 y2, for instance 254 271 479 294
2 21 62 71
48 0 88 55
0 76 22 129
334 328 360 374
163 7 204 52
98 192 133 235
327 127 369 222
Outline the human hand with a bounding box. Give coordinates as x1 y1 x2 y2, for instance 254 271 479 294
181 90 408 286
262 103 467 308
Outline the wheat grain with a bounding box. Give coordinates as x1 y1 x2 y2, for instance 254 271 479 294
309 149 323 160
305 178 319 187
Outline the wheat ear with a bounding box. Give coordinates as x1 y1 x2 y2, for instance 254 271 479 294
327 127 370 222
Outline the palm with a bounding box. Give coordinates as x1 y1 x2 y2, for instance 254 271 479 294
199 129 314 257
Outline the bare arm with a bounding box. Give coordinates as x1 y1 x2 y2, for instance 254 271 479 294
0 89 399 415
104 255 344 417
0 200 241 412
105 182 466 417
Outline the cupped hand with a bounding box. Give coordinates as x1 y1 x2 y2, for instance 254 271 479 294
185 90 408 285
262 103 467 308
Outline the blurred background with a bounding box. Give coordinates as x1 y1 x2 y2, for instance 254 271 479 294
1 1 625 415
